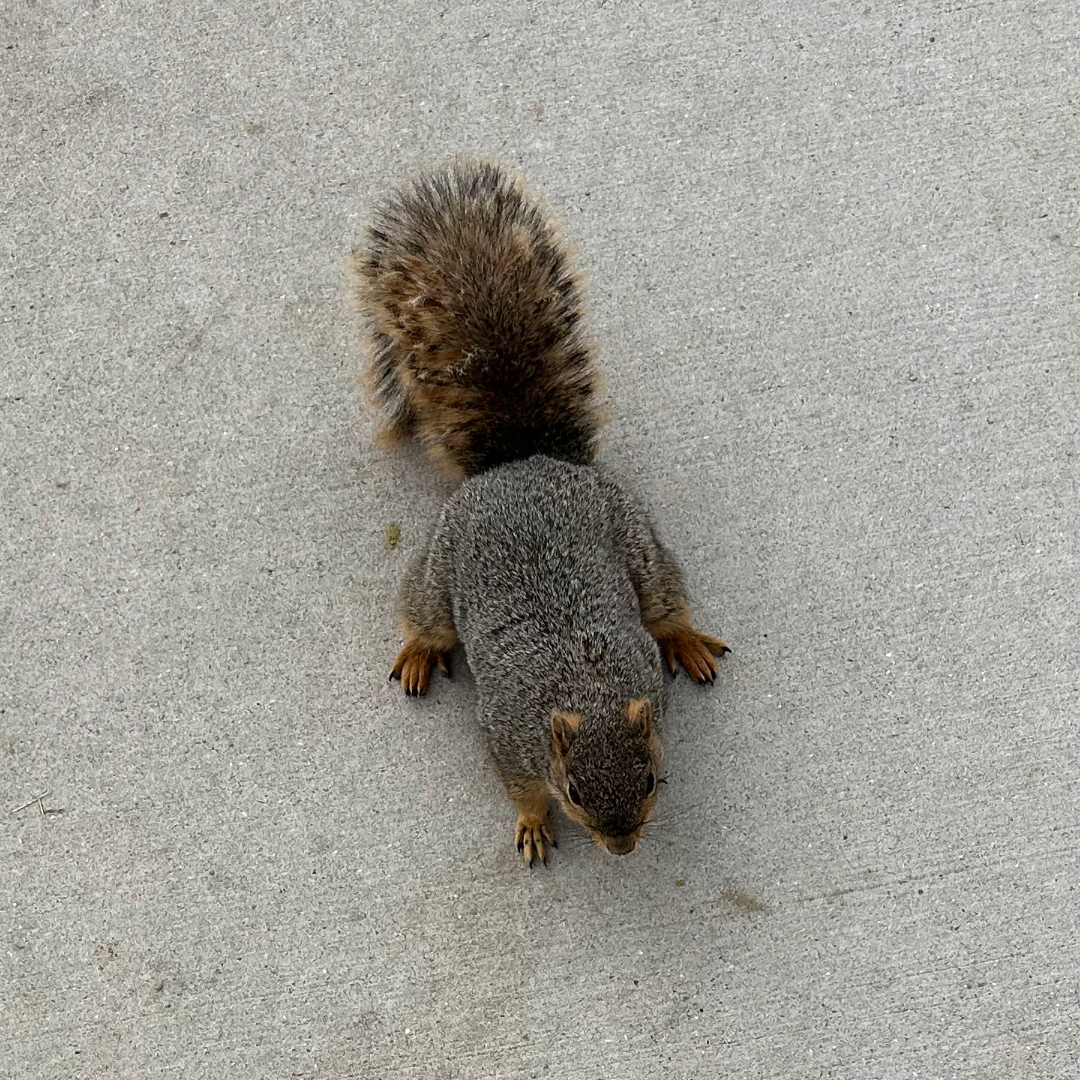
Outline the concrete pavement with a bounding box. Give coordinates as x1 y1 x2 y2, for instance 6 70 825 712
3 2 1078 1077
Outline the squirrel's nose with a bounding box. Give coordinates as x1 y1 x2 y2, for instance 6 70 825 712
604 833 638 856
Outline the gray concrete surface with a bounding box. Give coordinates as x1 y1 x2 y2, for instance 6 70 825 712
3 1 1078 1077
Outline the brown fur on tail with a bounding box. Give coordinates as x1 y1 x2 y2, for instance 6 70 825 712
350 160 604 479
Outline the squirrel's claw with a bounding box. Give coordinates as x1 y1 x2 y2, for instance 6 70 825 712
656 628 729 686
701 635 731 658
515 817 556 868
390 640 451 696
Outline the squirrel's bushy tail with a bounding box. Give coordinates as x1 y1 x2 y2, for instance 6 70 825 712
351 160 604 479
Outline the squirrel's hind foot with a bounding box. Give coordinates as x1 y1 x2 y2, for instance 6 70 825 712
656 628 730 684
389 639 452 696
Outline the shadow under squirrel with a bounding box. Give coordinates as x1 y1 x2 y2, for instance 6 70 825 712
352 161 728 865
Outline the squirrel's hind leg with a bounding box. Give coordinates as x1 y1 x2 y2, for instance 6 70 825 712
391 541 458 696
390 636 454 696
603 478 730 684
636 547 729 683
646 605 730 685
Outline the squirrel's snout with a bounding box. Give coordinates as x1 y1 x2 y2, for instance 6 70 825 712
602 833 639 856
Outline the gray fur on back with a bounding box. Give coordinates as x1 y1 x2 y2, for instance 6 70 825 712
429 455 664 779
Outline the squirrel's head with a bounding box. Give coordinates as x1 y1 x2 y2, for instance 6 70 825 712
548 698 663 856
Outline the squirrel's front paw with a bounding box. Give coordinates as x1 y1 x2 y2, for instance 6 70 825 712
658 628 730 685
515 813 557 868
389 640 450 696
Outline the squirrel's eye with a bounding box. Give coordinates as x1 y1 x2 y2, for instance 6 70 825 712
567 782 582 806
645 772 655 796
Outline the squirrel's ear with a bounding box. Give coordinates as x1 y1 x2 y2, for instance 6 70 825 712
550 710 582 756
626 698 653 738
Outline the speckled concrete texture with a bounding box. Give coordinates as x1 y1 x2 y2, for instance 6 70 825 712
3 2 1078 1077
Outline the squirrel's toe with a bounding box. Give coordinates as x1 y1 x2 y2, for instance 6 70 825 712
515 819 555 868
658 627 729 685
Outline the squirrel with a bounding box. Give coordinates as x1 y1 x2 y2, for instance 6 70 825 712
351 160 728 866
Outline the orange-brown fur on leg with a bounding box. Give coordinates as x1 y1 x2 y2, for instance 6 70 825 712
504 777 556 867
636 558 729 684
389 639 452 696
388 596 455 695
601 476 730 685
648 608 730 684
392 538 458 697
636 567 729 684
